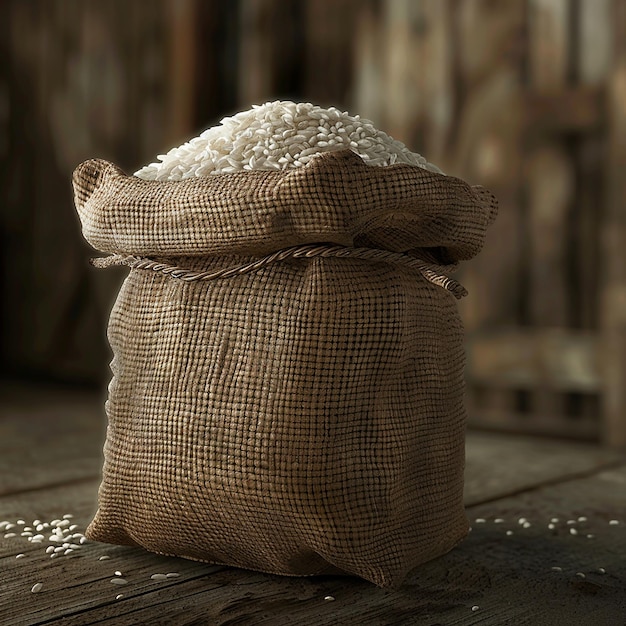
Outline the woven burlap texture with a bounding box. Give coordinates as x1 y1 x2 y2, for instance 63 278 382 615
73 149 497 588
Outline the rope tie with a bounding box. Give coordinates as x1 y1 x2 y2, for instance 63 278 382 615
91 244 467 299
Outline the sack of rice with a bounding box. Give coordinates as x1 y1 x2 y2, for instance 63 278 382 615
73 101 497 588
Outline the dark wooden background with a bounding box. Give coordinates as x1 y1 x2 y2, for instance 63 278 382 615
1 0 625 446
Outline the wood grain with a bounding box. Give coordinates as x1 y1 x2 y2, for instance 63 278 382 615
1 388 625 624
1 445 624 625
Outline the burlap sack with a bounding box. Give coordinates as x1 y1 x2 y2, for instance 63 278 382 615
73 149 496 588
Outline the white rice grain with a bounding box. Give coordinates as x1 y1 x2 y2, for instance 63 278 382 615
31 583 43 593
135 101 442 182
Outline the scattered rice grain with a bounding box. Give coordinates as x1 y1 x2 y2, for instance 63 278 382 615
324 596 335 601
110 578 128 585
506 530 514 536
575 572 586 578
494 518 504 524
609 520 619 525
570 528 578 536
116 594 124 600
31 583 43 593
99 555 111 560
15 554 25 559
151 574 168 581
166 573 180 578
4 533 16 539
598 567 606 574
474 518 486 524
548 524 555 530
577 516 587 522
587 534 594 539
551 567 562 572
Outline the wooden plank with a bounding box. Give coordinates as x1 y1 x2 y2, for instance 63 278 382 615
1 465 625 624
528 0 570 91
352 1 385 126
0 384 104 494
601 0 626 448
466 329 601 392
421 1 454 164
468 409 599 443
579 0 613 84
527 145 572 327
166 0 197 147
1 386 625 623
237 0 278 106
464 430 624 505
527 144 573 420
303 0 357 109
380 0 420 141
525 87 604 132
452 0 526 426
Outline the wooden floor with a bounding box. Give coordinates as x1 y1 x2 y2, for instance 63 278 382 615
1 383 625 626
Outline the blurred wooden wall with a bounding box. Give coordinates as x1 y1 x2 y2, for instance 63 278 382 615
2 0 625 445
0 0 237 383
349 0 626 445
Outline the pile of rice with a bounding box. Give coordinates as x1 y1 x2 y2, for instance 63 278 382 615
135 100 442 180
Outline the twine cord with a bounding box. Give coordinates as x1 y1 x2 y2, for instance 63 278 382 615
91 244 467 299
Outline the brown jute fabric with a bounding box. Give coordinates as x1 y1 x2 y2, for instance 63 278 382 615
73 149 497 588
